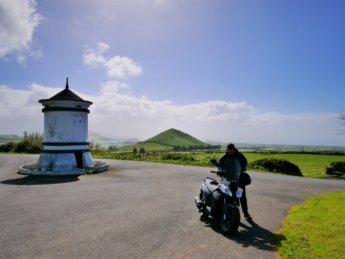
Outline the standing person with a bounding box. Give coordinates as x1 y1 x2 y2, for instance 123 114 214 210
218 143 252 221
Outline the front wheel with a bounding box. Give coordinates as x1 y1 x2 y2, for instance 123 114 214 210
221 206 240 234
197 190 208 220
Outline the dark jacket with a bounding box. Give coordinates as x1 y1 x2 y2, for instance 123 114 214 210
218 148 248 172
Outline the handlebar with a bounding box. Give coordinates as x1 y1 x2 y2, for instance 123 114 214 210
210 170 224 177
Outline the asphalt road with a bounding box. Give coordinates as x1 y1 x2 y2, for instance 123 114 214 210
1 154 344 259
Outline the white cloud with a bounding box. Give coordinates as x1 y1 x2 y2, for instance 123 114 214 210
0 0 42 62
83 42 108 67
0 83 343 146
100 80 130 94
104 56 143 78
0 84 56 134
83 42 143 78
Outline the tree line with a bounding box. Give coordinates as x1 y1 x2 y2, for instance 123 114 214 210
0 132 43 153
172 144 221 152
0 139 222 154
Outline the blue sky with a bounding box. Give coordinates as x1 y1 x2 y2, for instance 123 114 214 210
0 0 344 145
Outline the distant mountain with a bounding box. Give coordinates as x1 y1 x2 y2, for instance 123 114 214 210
0 134 22 144
88 131 140 148
118 128 210 152
144 128 207 147
89 131 114 142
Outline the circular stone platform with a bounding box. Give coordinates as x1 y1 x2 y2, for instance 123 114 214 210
18 161 109 176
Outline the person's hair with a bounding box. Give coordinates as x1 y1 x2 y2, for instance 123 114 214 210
227 143 235 149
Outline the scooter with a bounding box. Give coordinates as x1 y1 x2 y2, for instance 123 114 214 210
195 158 243 234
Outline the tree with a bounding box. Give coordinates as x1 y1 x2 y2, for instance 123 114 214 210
139 147 146 154
108 145 118 152
89 141 102 152
133 147 137 155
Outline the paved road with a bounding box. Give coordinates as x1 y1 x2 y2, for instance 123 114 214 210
0 154 344 259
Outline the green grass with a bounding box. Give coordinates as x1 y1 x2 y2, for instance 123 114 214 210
277 192 345 259
243 152 345 178
92 151 345 178
118 142 173 152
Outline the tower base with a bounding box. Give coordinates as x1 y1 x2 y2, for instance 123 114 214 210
18 151 108 176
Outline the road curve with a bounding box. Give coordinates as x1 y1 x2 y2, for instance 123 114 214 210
0 154 344 259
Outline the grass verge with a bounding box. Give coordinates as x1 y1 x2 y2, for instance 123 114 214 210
277 192 345 259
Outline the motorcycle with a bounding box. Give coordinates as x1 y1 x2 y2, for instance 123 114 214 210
195 158 243 234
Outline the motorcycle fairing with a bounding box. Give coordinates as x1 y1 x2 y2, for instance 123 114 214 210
202 177 219 193
219 184 243 198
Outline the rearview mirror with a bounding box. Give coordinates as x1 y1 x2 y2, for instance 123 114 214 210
210 159 218 166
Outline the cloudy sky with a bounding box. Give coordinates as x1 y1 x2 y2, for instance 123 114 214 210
0 0 344 146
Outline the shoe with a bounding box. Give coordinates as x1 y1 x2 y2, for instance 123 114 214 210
244 212 253 221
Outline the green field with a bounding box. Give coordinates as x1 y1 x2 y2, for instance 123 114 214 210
118 142 173 152
244 152 345 178
178 152 345 178
92 151 345 179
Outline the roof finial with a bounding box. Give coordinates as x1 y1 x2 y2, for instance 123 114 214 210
65 77 69 89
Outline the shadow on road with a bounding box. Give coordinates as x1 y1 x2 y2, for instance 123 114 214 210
203 217 286 252
1 175 79 185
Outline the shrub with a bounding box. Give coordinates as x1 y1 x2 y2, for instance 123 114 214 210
14 141 29 153
0 142 15 152
161 153 195 162
251 158 303 176
13 140 41 154
326 162 345 179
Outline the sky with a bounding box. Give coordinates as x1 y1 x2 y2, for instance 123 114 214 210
0 0 344 146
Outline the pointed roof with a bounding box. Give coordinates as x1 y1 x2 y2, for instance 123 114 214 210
39 78 92 104
48 78 85 101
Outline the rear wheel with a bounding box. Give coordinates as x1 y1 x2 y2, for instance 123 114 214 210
221 206 240 234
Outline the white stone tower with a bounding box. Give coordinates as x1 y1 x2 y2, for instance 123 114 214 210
35 78 94 175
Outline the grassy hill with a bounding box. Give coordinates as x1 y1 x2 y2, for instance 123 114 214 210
0 134 22 144
144 128 206 147
118 128 208 152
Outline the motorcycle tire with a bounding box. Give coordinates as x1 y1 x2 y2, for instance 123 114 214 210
199 191 209 220
221 206 240 234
